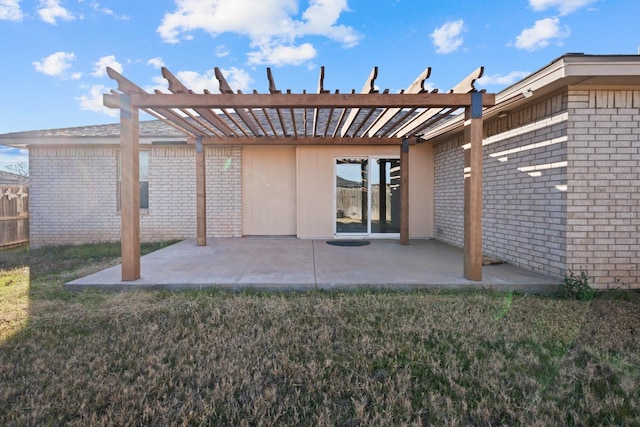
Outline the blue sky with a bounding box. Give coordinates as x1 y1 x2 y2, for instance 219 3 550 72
0 0 638 170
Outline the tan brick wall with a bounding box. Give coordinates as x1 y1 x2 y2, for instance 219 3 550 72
140 146 196 241
434 92 568 278
29 145 242 247
29 147 120 246
566 89 640 288
205 146 242 237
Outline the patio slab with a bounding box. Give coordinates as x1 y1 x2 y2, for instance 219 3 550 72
66 238 562 292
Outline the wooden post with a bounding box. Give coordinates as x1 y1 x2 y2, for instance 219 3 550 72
463 92 483 280
120 93 141 281
400 137 409 245
196 136 207 246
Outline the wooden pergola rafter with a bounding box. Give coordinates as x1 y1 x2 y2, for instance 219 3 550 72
104 65 495 283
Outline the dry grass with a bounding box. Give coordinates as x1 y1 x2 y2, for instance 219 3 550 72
1 243 639 425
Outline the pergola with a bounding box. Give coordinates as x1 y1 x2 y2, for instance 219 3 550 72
103 66 495 282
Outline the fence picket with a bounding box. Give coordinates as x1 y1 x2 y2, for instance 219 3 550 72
0 185 29 248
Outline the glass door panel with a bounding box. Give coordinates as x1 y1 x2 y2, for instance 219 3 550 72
335 159 367 234
370 158 401 234
335 157 400 236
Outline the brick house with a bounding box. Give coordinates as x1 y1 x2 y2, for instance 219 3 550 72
0 53 638 287
424 54 640 288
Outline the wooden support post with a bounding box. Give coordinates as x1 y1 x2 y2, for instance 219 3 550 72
400 137 409 245
120 93 141 281
196 136 207 246
463 92 483 281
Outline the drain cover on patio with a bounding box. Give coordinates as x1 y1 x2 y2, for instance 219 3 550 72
326 240 370 247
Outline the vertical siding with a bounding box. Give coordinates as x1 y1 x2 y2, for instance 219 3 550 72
242 146 297 235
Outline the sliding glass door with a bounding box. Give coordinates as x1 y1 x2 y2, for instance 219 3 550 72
335 157 400 237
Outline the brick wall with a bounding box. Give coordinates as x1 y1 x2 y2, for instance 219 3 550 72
205 146 243 237
434 92 568 278
140 146 196 241
29 144 242 247
434 136 464 247
30 147 120 246
566 90 640 288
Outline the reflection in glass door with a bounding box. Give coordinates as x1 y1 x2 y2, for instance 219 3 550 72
335 159 368 234
335 157 400 236
371 158 401 234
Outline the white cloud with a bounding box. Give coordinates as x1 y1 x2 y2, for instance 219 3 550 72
91 55 122 77
515 17 570 51
216 45 230 57
147 76 169 94
37 0 75 25
248 43 317 66
157 0 360 66
220 67 253 92
477 71 531 87
172 70 218 93
0 0 24 21
529 0 597 15
76 84 119 117
89 1 129 19
147 57 165 69
430 19 465 54
33 51 76 77
298 0 359 47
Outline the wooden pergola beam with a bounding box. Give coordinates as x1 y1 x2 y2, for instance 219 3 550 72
340 66 378 136
194 136 407 145
215 67 262 136
394 67 484 138
104 92 496 110
161 68 236 137
365 66 431 137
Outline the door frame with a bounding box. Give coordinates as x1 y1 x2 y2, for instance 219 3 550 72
333 155 400 239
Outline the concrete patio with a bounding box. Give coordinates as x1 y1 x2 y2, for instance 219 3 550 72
66 238 561 292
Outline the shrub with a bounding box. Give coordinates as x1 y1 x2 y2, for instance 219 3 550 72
557 268 596 301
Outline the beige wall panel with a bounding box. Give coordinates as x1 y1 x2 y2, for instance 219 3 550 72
297 145 433 239
242 146 297 235
409 143 434 238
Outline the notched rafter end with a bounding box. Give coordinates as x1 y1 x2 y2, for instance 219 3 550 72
317 66 330 94
215 67 234 94
267 68 281 94
469 66 484 92
106 66 146 94
365 66 379 94
161 67 191 94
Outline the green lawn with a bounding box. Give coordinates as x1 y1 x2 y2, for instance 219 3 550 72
1 242 638 425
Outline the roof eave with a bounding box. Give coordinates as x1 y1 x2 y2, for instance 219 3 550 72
0 135 188 150
421 53 640 143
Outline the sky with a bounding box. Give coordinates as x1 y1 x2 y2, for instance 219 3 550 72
0 0 638 171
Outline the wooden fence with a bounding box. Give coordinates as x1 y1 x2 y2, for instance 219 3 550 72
0 185 29 248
